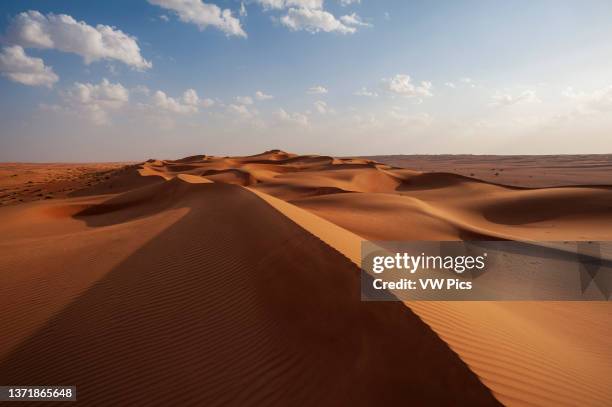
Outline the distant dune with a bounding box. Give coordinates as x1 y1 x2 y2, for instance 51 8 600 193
363 154 612 188
0 150 610 406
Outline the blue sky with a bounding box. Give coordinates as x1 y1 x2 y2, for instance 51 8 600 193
1 0 612 161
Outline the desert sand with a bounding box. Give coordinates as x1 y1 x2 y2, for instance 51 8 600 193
0 150 610 406
0 163 129 206
363 154 612 188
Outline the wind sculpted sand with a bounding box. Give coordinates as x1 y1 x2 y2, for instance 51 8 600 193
0 150 610 406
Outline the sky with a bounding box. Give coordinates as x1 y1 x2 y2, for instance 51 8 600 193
0 0 612 161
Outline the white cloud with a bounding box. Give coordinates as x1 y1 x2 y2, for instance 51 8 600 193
62 78 129 125
382 74 433 98
276 108 309 126
159 14 170 21
280 8 356 34
256 0 366 34
148 0 246 38
67 78 129 108
255 0 323 10
444 82 456 88
201 97 215 107
227 103 255 119
307 85 328 94
460 77 476 88
0 45 58 87
153 88 201 113
563 86 612 112
239 2 247 17
255 90 273 100
182 88 199 105
339 0 360 6
313 100 327 113
6 10 151 70
353 87 377 97
339 13 371 27
491 90 539 106
235 95 254 105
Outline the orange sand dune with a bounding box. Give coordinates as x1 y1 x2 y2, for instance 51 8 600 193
252 187 612 406
1 150 611 406
0 174 498 406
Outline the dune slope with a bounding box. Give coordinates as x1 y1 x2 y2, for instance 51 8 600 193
0 177 499 406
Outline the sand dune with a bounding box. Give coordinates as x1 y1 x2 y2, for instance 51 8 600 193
0 173 498 405
366 154 612 188
0 150 610 406
253 188 612 406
